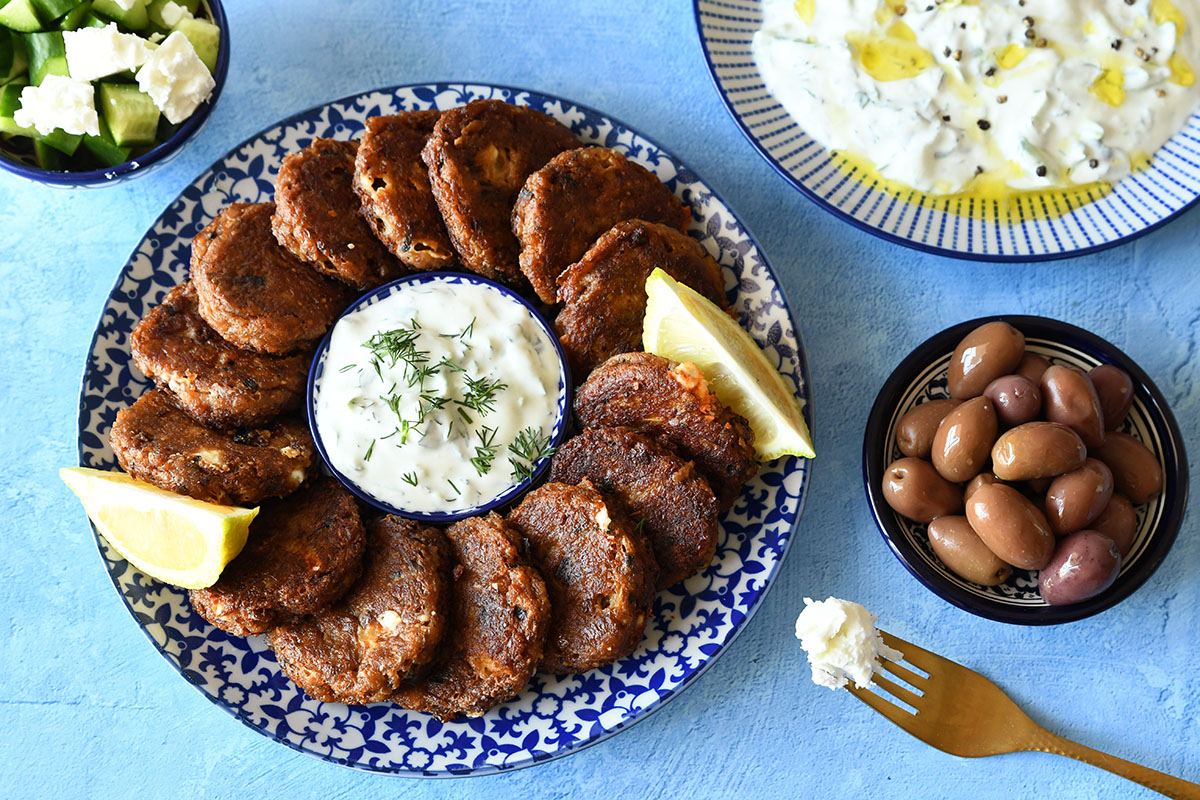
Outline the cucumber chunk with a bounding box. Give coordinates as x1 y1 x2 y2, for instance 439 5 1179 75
79 8 104 26
33 136 62 168
81 116 129 165
23 29 65 83
0 80 33 135
38 125 81 154
0 0 43 32
170 15 215 72
98 80 157 145
59 1 90 29
0 27 28 80
31 0 75 21
24 30 67 83
91 0 146 29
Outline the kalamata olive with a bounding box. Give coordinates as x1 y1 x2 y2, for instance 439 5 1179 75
1092 432 1164 504
1089 364 1134 431
964 473 1001 503
1038 531 1121 605
983 374 1041 427
948 321 1026 399
1015 352 1051 385
896 398 961 459
1044 459 1114 536
966 483 1056 570
882 457 964 523
991 422 1087 481
1040 365 1105 450
1092 493 1138 557
931 397 998 482
928 516 1012 586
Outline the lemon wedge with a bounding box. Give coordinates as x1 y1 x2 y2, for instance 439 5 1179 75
642 268 815 461
60 467 258 589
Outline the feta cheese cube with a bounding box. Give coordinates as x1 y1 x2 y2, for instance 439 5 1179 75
13 76 100 137
135 31 215 125
64 22 152 83
159 1 193 27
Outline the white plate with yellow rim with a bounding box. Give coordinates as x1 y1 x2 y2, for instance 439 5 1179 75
694 0 1200 261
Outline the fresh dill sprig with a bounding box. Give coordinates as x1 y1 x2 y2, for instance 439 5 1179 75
363 323 429 382
456 374 508 417
509 426 556 482
338 363 357 373
438 317 476 349
470 426 499 477
364 439 375 462
447 478 460 496
401 471 419 486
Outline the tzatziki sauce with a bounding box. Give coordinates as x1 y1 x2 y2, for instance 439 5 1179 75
753 0 1200 194
314 276 564 514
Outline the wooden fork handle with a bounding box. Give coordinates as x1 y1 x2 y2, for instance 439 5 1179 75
1033 730 1200 799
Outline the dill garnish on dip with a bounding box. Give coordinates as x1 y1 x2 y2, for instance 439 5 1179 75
313 275 564 515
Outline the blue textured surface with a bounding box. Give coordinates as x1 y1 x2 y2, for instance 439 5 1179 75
1 1 1196 797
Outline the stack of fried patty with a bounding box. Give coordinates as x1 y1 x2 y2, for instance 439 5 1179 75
110 99 761 720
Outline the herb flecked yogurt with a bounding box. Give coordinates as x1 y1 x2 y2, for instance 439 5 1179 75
753 0 1200 196
313 276 565 516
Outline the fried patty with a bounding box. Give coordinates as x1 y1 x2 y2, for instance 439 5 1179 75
191 202 352 355
189 478 365 637
507 480 657 674
392 513 549 720
513 147 691 303
549 428 718 589
422 100 578 286
573 352 757 511
270 516 453 703
110 389 315 506
272 137 404 290
554 220 729 376
130 282 309 428
353 112 456 270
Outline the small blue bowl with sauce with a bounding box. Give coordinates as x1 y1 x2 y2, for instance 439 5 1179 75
862 315 1188 625
307 271 572 524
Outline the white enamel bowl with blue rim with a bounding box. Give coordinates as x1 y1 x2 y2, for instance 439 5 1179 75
863 315 1188 625
694 0 1200 261
306 271 572 525
75 83 814 776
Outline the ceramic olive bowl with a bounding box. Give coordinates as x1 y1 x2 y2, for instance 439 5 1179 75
863 315 1187 625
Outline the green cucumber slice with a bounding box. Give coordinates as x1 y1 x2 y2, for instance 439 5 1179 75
33 136 62 168
91 0 146 29
0 27 28 80
23 29 65 83
79 8 104 26
0 81 33 136
31 0 75 21
38 125 81 154
170 14 214 71
98 80 156 145
81 116 128 164
0 0 43 32
58 1 89 29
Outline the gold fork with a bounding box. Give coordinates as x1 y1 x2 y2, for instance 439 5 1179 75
846 630 1200 800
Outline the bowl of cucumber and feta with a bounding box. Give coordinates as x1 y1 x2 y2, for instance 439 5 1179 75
0 0 226 185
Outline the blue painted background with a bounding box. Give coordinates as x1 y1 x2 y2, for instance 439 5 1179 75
1 1 1196 797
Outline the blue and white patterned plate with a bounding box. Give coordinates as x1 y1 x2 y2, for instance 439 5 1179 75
75 84 814 776
694 0 1200 261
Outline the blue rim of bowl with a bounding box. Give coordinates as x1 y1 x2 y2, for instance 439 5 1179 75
861 315 1188 625
691 0 1200 263
74 82 816 777
306 271 573 524
0 0 229 185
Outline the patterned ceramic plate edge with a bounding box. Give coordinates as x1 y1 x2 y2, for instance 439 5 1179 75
693 0 1200 261
861 315 1187 625
75 83 814 776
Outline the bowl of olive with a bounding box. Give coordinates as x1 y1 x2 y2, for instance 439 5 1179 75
863 316 1188 625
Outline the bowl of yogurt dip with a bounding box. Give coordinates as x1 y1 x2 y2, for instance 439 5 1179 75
308 272 571 523
695 0 1200 259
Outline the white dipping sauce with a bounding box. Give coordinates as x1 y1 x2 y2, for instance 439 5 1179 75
314 278 563 514
753 0 1200 193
